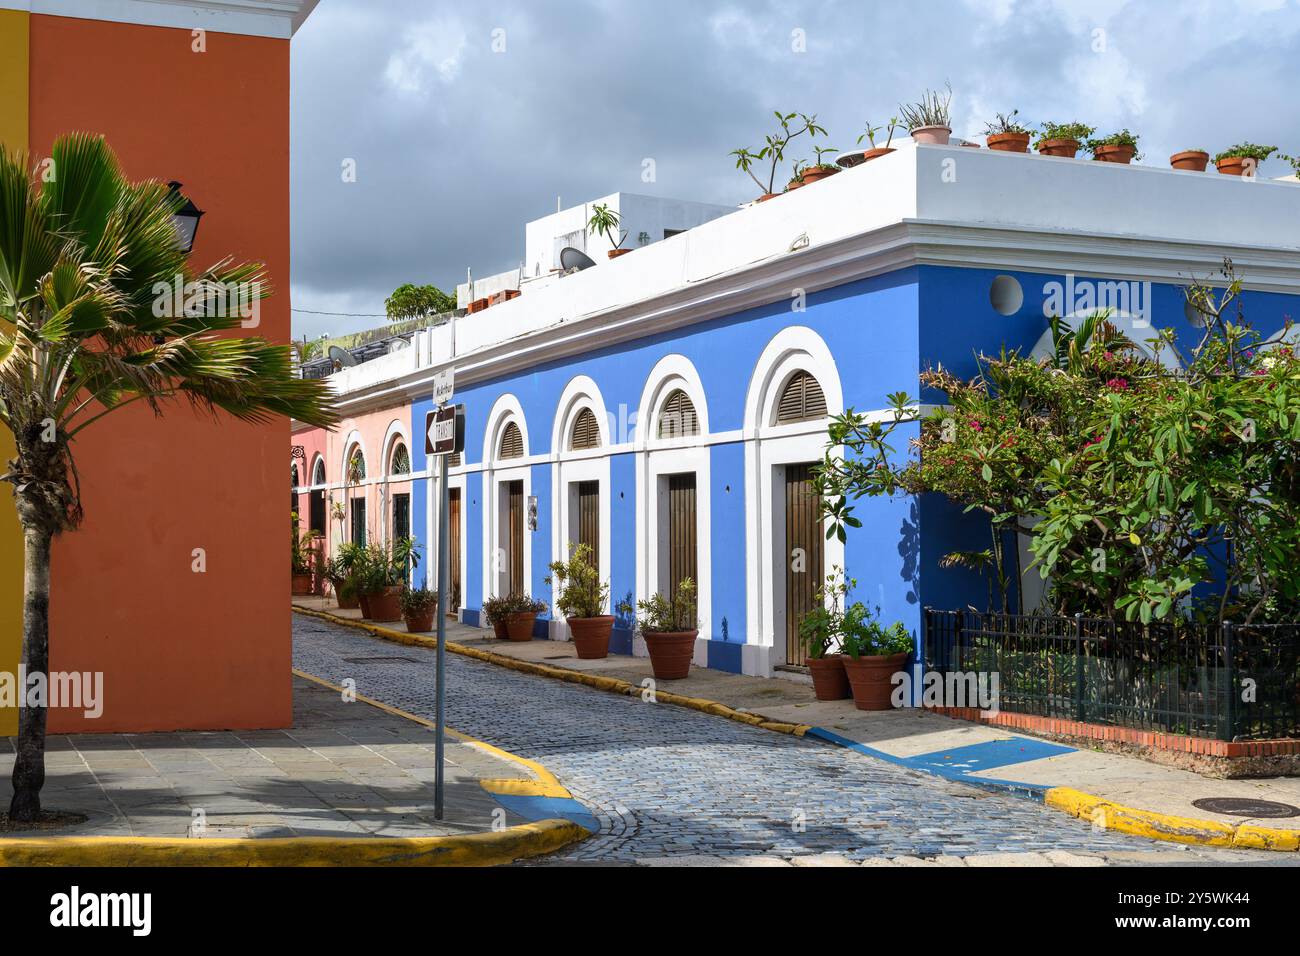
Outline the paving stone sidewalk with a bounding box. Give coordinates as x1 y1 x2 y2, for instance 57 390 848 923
0 676 531 839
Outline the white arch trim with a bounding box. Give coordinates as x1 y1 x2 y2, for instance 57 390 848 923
482 393 530 464
743 326 844 434
551 374 611 456
634 353 710 451
381 418 413 477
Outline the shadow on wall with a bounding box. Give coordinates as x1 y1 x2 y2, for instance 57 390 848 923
900 498 920 605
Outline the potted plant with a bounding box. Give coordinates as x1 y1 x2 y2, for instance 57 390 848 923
1170 148 1210 172
587 203 630 259
290 513 316 595
898 84 952 145
1087 129 1140 164
324 543 363 609
547 542 613 659
798 569 854 701
984 110 1031 153
731 110 827 201
840 602 913 712
796 145 842 186
1034 121 1094 158
786 159 808 191
362 538 421 623
1281 153 1300 179
400 582 438 633
623 578 698 680
504 593 548 642
482 594 512 638
857 117 900 161
1214 143 1277 177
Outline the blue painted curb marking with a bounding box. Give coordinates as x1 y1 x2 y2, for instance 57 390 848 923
492 794 601 834
803 726 1064 801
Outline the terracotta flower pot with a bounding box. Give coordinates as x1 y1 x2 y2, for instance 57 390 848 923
861 147 896 162
491 619 509 639
335 586 359 610
1216 156 1255 177
807 654 851 701
291 573 313 596
607 248 632 259
756 192 780 203
568 615 613 659
986 132 1030 153
506 611 538 641
368 585 403 623
404 608 435 633
786 178 803 191
1093 144 1135 164
358 593 373 618
910 125 951 145
643 630 697 680
798 166 839 185
1170 150 1209 172
842 652 909 711
1037 138 1080 158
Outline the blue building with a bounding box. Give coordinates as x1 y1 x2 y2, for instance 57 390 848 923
303 145 1300 678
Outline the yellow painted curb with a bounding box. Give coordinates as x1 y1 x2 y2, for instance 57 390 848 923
0 822 589 868
1044 787 1299 852
293 605 813 739
0 670 591 868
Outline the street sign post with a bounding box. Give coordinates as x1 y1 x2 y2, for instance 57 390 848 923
426 400 463 820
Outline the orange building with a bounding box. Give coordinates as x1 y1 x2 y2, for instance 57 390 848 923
0 1 319 735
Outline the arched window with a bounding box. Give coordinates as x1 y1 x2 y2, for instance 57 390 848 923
291 464 300 490
499 421 524 460
657 389 700 439
390 442 411 476
346 447 366 483
569 408 601 450
312 457 326 487
774 370 827 424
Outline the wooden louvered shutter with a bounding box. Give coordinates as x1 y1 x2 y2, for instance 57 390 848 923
657 389 699 438
499 422 523 460
570 408 601 450
775 370 827 424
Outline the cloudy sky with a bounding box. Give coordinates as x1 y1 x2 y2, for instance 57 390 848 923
288 0 1300 340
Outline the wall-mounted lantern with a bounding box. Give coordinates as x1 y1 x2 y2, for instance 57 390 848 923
167 181 204 254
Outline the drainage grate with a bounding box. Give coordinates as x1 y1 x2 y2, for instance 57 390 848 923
1190 797 1300 818
341 656 422 664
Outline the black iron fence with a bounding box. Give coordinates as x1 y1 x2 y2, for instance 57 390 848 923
923 609 1300 741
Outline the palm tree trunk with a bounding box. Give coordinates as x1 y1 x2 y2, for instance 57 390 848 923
8 526 52 822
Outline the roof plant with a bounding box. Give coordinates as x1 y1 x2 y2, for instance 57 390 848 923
815 260 1300 626
731 111 827 197
857 117 901 150
0 133 338 822
1035 121 1095 147
1214 143 1278 164
1086 129 1140 157
898 84 952 131
587 202 627 251
983 110 1030 136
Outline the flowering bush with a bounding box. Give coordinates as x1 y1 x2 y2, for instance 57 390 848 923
817 261 1300 625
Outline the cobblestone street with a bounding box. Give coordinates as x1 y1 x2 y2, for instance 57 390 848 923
293 616 1297 866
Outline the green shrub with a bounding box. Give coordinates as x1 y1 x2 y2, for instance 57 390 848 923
547 542 610 619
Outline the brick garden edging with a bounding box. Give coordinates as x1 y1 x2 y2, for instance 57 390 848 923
926 706 1300 779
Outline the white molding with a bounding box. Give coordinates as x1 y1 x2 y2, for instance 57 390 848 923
2 0 319 38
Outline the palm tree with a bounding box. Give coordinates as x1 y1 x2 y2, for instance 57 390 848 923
0 133 338 822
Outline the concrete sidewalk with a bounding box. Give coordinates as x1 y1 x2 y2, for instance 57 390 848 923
0 674 593 861
296 596 1300 851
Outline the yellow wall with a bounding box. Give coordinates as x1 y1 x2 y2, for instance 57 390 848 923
0 8 28 736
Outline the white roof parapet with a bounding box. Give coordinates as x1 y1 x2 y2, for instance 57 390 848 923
307 145 1300 420
0 1 320 39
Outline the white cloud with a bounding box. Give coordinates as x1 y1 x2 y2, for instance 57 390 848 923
384 19 469 94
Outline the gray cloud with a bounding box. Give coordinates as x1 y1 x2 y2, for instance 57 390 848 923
290 0 1300 339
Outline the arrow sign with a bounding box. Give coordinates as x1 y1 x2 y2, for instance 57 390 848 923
425 405 464 456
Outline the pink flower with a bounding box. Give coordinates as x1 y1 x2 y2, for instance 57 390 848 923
969 420 983 432
1106 377 1129 391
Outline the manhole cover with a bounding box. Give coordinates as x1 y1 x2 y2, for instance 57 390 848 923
341 656 422 664
1190 797 1300 818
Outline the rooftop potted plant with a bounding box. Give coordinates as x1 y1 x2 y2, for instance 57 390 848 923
839 602 913 712
731 110 827 201
1087 129 1140 164
1214 143 1277 177
623 578 698 680
898 84 952 145
1170 148 1210 172
798 568 855 701
1035 121 1094 158
587 203 630 259
1278 152 1300 179
796 145 842 186
547 542 613 659
786 159 809 191
400 582 438 633
984 110 1030 153
857 116 901 161
503 592 548 642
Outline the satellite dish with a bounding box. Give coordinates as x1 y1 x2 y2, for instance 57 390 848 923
388 337 410 351
559 247 597 272
329 345 358 368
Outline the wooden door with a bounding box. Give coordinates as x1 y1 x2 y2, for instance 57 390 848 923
784 463 823 666
506 480 524 595
576 480 599 568
448 489 462 609
667 473 697 597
